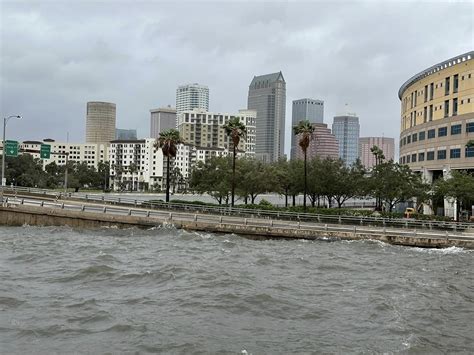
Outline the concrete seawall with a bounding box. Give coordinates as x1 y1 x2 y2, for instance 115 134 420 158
0 205 473 249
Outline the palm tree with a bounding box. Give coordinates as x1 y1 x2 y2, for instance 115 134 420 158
154 129 181 203
370 145 385 210
293 120 314 212
223 116 247 207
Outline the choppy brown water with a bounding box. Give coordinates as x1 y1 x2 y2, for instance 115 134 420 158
1 225 473 354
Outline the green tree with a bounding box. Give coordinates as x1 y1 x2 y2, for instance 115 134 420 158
371 160 428 212
223 116 247 207
293 120 314 212
3 154 48 188
45 162 62 188
271 158 295 207
154 129 181 202
97 161 110 191
236 158 276 204
189 156 232 204
434 171 474 220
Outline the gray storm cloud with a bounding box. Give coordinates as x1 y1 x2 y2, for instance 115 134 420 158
1 0 472 156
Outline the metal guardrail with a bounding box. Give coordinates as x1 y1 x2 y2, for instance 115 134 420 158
1 186 473 232
3 196 472 242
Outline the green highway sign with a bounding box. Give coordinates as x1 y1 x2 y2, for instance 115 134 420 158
40 144 51 159
5 140 19 157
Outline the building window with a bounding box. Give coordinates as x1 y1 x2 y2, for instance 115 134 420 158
450 148 461 159
414 90 417 106
444 100 449 118
424 85 428 102
406 155 411 163
402 137 407 145
427 129 436 139
419 131 426 141
429 83 434 100
427 151 435 160
438 127 447 137
423 106 427 123
453 74 459 93
467 122 474 133
429 104 433 121
451 124 462 135
411 153 417 162
418 152 425 161
466 146 474 157
402 156 406 164
437 150 446 160
453 98 458 116
412 133 417 142
407 135 411 144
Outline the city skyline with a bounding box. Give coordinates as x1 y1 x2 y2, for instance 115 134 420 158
1 1 472 158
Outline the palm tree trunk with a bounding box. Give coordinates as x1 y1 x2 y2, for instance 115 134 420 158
231 145 236 207
304 149 307 212
166 156 170 203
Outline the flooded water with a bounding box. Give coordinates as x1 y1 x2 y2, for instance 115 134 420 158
1 225 473 354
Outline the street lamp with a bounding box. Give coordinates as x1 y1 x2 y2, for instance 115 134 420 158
1 115 22 206
2 115 22 187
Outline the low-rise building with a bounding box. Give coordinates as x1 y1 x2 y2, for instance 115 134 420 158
19 139 108 169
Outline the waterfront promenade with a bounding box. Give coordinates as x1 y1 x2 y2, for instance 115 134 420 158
1 190 473 249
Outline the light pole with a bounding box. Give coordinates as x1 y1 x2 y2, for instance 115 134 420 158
2 115 22 187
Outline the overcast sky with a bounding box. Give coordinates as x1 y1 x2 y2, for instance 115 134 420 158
1 0 472 156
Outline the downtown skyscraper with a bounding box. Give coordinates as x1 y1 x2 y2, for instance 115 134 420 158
176 83 209 115
332 112 360 167
247 72 286 163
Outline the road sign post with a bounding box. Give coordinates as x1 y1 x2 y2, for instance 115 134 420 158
5 140 18 157
40 144 51 159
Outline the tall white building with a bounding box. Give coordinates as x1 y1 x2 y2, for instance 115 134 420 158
176 83 209 115
108 139 164 191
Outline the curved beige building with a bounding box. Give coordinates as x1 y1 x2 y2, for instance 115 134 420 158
399 52 474 181
86 101 116 143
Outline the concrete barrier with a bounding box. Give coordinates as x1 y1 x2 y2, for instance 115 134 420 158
0 205 472 249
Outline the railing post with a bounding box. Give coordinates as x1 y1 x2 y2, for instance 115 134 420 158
103 207 106 213
128 209 132 216
147 211 150 217
81 205 85 211
194 214 197 221
244 218 247 225
169 212 172 221
338 216 341 224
